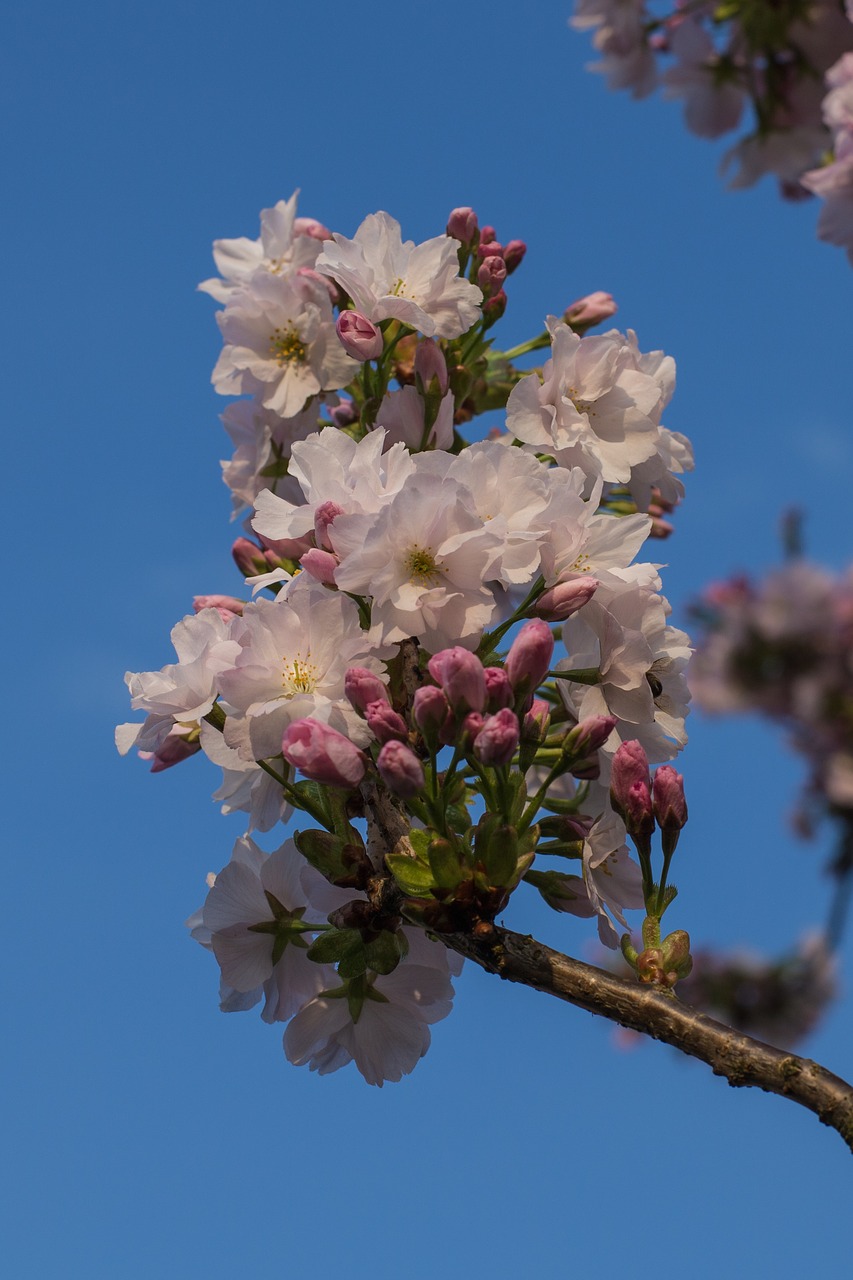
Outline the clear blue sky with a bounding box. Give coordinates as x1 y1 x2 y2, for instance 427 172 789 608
3 2 852 1276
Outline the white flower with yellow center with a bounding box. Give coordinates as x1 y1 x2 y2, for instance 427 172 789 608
212 274 357 418
315 211 482 339
217 577 390 762
199 190 327 303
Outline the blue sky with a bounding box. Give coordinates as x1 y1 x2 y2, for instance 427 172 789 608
4 2 852 1276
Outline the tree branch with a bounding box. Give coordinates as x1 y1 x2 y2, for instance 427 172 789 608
441 924 853 1153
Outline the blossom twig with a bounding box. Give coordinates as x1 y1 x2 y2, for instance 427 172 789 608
439 925 853 1153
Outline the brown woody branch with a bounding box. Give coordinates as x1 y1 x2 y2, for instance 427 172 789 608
439 925 853 1153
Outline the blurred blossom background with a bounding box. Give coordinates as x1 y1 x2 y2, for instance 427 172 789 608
3 2 852 1276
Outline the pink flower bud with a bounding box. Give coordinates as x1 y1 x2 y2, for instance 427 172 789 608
535 577 600 621
505 619 554 697
300 547 338 584
345 667 391 715
449 711 485 749
652 766 688 831
413 685 451 740
193 594 245 621
477 240 505 259
564 291 618 333
376 740 425 799
522 698 552 744
474 708 520 766
427 647 486 714
477 256 507 297
564 714 617 758
336 310 384 361
610 741 653 835
414 338 449 394
293 216 331 241
232 537 283 577
282 718 366 788
146 726 202 773
331 399 359 428
503 239 526 274
483 666 513 712
314 500 345 550
479 225 497 245
365 700 409 745
482 289 507 327
446 207 479 243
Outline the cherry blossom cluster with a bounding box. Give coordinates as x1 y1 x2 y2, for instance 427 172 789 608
570 0 853 260
119 195 695 1085
690 554 853 835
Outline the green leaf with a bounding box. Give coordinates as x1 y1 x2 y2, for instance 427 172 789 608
385 853 435 898
364 929 405 976
428 837 465 889
307 928 364 966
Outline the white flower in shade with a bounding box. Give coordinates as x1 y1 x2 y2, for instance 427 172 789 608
117 609 240 759
283 928 459 1086
581 810 645 947
374 385 455 452
217 576 390 762
332 477 501 653
198 720 291 833
315 211 482 339
252 426 414 546
199 191 328 303
199 836 333 1023
506 321 665 488
220 397 325 518
212 274 357 418
557 577 691 767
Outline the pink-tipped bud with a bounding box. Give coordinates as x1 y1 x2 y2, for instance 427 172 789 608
483 666 513 712
413 685 451 742
564 291 618 333
293 216 331 241
376 740 425 799
193 594 245 621
232 536 281 577
505 619 554 697
451 711 485 749
330 399 359 428
564 714 617 758
482 289 507 327
477 240 505 259
447 207 479 243
653 766 688 831
365 700 409 745
477 256 507 297
427 647 486 714
474 708 520 766
314 500 345 550
282 718 366 788
344 667 391 715
414 338 449 395
336 310 383 361
535 577 600 622
300 547 338 584
503 239 526 274
522 698 552 744
146 726 202 773
610 740 653 836
479 225 497 245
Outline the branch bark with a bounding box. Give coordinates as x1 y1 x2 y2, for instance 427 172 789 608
441 924 853 1153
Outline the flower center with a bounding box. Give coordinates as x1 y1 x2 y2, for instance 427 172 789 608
282 653 318 695
390 276 412 298
568 386 596 417
269 324 307 365
404 545 443 585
